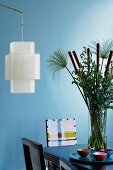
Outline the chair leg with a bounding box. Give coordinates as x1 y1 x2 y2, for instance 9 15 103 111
48 161 60 170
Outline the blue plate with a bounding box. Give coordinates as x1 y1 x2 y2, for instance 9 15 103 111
69 152 113 165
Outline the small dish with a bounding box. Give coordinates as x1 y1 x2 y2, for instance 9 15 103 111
93 152 107 161
77 148 90 157
101 149 113 158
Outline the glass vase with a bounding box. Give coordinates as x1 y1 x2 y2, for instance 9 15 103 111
88 109 107 149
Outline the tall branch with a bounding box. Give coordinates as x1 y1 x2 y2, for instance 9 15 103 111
72 51 81 68
68 51 78 74
97 43 100 73
87 48 90 71
104 51 113 77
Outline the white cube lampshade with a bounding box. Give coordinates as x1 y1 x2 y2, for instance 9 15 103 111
5 42 40 93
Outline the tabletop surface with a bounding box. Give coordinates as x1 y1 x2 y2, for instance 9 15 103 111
44 144 113 170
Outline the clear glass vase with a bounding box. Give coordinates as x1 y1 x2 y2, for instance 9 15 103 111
88 109 107 149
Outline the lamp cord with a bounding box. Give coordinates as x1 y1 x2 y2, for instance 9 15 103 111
21 13 24 41
0 3 24 41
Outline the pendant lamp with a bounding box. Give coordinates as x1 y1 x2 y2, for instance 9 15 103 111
0 3 40 93
5 42 40 93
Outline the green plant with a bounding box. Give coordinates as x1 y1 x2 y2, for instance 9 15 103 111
48 42 113 111
48 40 113 148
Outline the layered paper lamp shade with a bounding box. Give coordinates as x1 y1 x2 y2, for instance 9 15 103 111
5 42 40 93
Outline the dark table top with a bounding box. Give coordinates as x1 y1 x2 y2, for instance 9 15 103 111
44 144 113 170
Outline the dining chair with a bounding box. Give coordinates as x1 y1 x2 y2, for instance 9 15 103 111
46 118 77 147
60 158 78 170
22 138 46 170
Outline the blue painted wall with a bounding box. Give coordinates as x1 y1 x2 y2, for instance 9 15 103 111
0 0 113 169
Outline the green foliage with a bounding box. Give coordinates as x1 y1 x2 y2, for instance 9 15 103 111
73 47 113 112
48 41 113 149
47 49 67 78
48 42 113 111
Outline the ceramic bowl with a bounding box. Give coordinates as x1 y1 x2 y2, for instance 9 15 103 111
77 148 90 157
101 149 113 158
93 152 107 161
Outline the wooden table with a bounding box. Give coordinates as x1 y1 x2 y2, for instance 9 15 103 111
44 144 113 170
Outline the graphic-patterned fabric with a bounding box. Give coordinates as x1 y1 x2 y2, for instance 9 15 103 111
46 118 77 147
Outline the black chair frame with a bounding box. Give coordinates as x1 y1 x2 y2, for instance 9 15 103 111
22 138 46 170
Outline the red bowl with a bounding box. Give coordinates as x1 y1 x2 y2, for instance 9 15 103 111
77 148 90 157
93 152 107 161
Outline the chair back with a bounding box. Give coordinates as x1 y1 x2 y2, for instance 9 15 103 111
46 118 77 147
22 138 46 170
